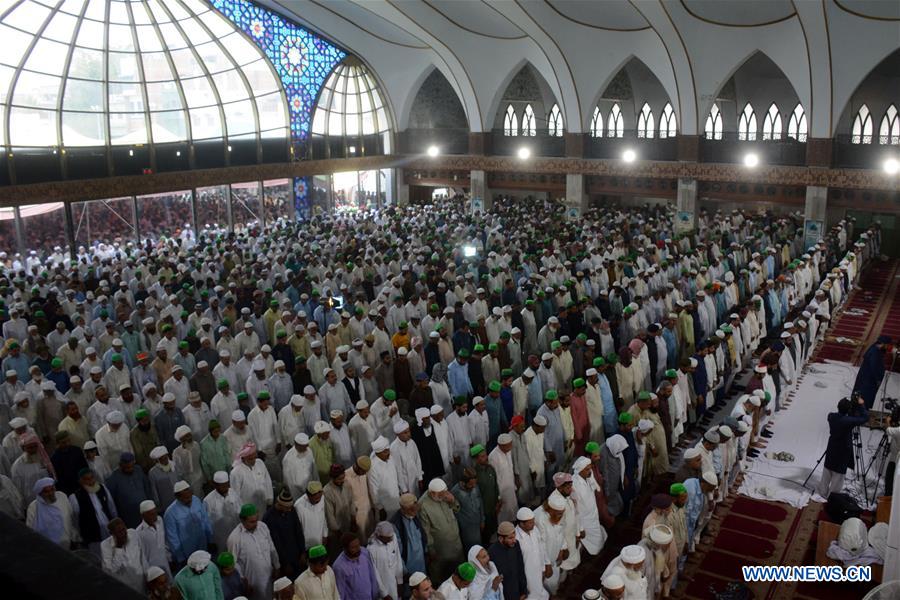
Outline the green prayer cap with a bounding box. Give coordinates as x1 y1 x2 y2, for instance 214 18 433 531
237 392 248 401
217 379 228 389
239 503 257 518
500 331 510 339
469 321 479 329
458 562 477 582
178 341 188 349
453 395 467 406
295 355 307 363
525 299 534 306
670 483 687 496
637 391 651 402
276 330 286 338
99 310 108 318
257 391 270 401
488 380 501 393
593 357 606 367
585 441 600 454
398 321 408 329
500 369 513 378
665 369 678 378
429 304 439 311
356 307 365 314
111 353 122 362
160 324 172 332
270 299 278 307
551 341 562 350
764 391 771 402
488 343 498 351
308 545 327 560
618 412 633 424
577 333 588 341
544 390 558 401
50 357 63 368
573 378 586 388
384 389 397 401
208 419 220 431
469 444 485 457
134 408 149 420
217 552 235 568
472 344 484 353
722 325 733 333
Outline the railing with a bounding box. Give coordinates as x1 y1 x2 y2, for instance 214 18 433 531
585 132 677 161
833 134 900 169
490 130 566 157
699 133 807 166
405 128 469 155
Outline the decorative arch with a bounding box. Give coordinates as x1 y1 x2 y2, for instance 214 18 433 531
403 64 469 130
487 60 562 134
583 56 674 137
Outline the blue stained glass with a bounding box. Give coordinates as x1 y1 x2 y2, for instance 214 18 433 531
294 176 311 220
210 0 345 141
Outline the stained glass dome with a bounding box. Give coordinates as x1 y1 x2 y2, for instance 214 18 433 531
0 0 288 149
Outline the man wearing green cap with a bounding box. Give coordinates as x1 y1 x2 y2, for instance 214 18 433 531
294 544 338 600
536 390 565 479
471 444 500 547
437 561 475 597
481 344 500 390
669 482 689 571
227 503 279 600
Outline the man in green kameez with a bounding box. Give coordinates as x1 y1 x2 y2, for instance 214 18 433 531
174 549 223 600
471 444 500 547
199 420 231 484
417 477 464 585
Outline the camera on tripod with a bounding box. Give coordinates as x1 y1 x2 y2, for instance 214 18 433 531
883 397 899 413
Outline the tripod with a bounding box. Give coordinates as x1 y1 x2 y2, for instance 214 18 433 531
861 429 892 505
851 425 869 504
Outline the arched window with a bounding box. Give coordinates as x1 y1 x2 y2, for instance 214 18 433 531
607 103 623 138
637 103 655 138
738 103 757 141
590 106 603 138
705 103 723 140
851 104 872 144
312 59 390 137
522 104 536 136
787 104 807 142
762 104 782 140
659 103 677 138
880 104 899 145
548 104 563 137
503 104 518 136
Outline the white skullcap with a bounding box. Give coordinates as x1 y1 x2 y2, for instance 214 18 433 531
290 395 304 407
397 347 408 356
213 471 229 484
620 544 646 564
718 425 733 438
41 380 56 391
294 433 310 445
430 405 443 415
414 407 430 424
541 352 553 361
547 491 566 510
523 368 535 378
175 425 192 441
252 360 265 371
702 470 718 486
393 420 410 434
9 417 27 429
156 341 167 351
303 385 316 395
516 507 534 521
428 478 448 493
638 419 654 433
749 396 761 407
149 446 168 460
173 480 191 494
355 400 369 410
754 365 767 373
601 573 625 590
586 368 597 377
83 440 98 451
231 410 246 422
572 456 592 472
683 447 701 459
106 410 124 424
329 409 343 419
314 421 332 434
838 517 868 556
371 436 389 452
408 572 428 587
649 524 673 545
219 349 231 358
273 577 292 593
533 415 548 426
497 433 512 445
186 550 211 570
140 500 156 514
4 370 15 377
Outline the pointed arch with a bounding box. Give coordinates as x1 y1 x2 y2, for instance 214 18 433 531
548 103 563 137
738 103 757 141
852 104 872 144
705 103 723 140
582 55 674 135
880 104 899 144
762 103 782 141
522 104 536 136
503 105 518 136
486 58 563 134
637 102 654 138
590 106 603 138
787 103 807 142
400 63 470 131
607 103 624 138
659 103 676 138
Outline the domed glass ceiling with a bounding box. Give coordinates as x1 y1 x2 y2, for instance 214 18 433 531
0 0 288 148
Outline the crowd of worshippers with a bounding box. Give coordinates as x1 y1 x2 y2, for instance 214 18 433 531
0 196 879 600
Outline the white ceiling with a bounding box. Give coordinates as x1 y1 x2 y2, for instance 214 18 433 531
261 0 900 136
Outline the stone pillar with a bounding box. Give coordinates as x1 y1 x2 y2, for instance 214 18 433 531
675 177 697 234
470 169 490 213
564 174 588 219
396 169 410 207
803 185 828 248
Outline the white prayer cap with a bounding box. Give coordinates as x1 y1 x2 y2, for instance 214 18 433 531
737 420 750 432
638 419 654 433
780 331 791 339
541 352 553 361
303 385 316 395
572 456 592 472
150 446 168 460
516 507 534 521
172 365 183 373
294 433 310 445
620 544 646 564
702 470 718 486
408 572 428 587
106 410 124 424
273 577 292 593
323 368 334 377
4 370 15 378
213 471 229 484
356 400 369 410
175 425 192 441
838 517 868 556
428 331 439 339
548 316 559 324
41 380 56 391
252 360 266 371
83 440 98 451
547 491 566 510
393 420 410 434
139 500 157 515
496 433 512 445
90 365 102 374
601 573 624 590
290 395 304 407
219 349 231 358
428 478 448 493
314 421 332 434
273 360 285 370
310 340 323 349
173 480 191 494
868 522 888 559
430 405 443 416
718 425 733 438
683 447 701 459
523 368 535 378
397 347 408 356
472 396 485 406
784 321 794 328
9 417 27 429
231 410 246 422
146 566 165 582
414 407 430 424
704 430 720 444
586 368 597 377
533 415 548 426
649 524 673 545
186 550 211 570
372 436 389 452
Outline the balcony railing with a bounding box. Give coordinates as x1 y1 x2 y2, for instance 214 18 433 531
490 130 565 157
699 133 807 166
405 128 469 155
833 134 900 170
585 132 677 161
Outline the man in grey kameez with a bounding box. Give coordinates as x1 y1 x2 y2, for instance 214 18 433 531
536 390 565 487
449 467 484 553
509 416 534 506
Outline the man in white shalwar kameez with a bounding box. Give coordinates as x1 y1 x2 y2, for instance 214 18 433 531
281 433 318 500
488 433 518 523
227 503 280 600
203 471 242 551
294 481 327 548
515 507 550 600
368 436 401 520
368 521 404 600
601 544 649 600
390 420 423 496
229 442 273 515
533 492 577 594
571 456 607 555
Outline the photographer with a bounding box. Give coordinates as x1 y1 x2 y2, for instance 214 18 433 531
852 335 893 409
816 394 869 500
887 406 900 496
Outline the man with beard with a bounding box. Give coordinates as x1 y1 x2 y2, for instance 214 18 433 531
412 407 445 484
601 544 648 600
